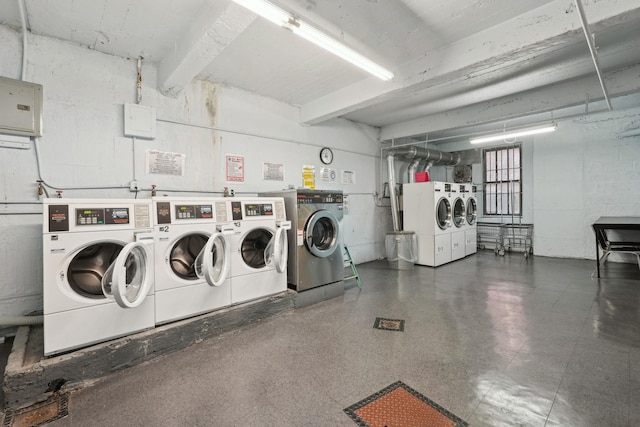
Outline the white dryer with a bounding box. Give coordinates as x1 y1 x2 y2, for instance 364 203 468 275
228 198 290 304
450 183 466 261
403 181 453 266
152 197 232 325
43 199 155 356
464 185 478 255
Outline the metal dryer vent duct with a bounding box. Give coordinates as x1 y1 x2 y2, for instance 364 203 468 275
386 146 461 232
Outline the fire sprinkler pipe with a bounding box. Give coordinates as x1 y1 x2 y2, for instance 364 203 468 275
574 0 612 110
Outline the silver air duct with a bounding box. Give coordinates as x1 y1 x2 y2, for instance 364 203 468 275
407 158 421 183
386 146 460 232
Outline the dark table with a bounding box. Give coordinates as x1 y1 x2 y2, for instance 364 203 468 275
592 216 640 278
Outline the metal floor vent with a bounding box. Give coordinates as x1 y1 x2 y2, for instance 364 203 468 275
344 381 468 427
373 317 405 332
3 393 69 427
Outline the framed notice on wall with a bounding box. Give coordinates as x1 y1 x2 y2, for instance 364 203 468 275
262 162 284 181
226 154 244 183
146 149 185 176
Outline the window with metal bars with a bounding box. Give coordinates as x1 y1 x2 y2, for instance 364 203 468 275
483 145 522 216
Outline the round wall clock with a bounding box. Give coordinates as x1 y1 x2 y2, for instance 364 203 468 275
320 147 334 165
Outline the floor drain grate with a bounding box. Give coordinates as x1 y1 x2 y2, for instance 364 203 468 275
373 317 405 332
3 393 69 427
344 381 468 427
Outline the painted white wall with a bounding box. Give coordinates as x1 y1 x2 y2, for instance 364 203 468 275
423 107 640 260
0 25 387 317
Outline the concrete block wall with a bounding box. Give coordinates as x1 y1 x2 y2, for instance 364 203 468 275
0 25 388 317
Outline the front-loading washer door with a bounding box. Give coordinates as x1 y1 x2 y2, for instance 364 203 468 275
452 197 465 228
304 209 339 258
436 198 452 230
466 198 477 225
101 240 153 308
265 226 288 273
194 232 230 287
241 228 274 269
170 233 208 280
67 242 123 299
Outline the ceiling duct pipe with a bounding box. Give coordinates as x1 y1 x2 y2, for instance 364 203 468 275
386 146 461 231
407 158 422 183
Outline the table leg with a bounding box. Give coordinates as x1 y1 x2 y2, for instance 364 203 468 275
596 241 600 278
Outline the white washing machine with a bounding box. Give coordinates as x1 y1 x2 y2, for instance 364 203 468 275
450 183 466 261
403 181 453 266
465 185 478 255
43 199 155 356
152 197 232 325
228 198 290 304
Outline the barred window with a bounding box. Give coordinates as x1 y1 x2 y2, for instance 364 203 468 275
483 145 522 216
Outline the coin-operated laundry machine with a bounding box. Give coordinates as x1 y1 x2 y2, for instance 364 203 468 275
262 189 344 291
450 183 467 261
42 199 155 356
464 185 478 256
152 197 232 325
228 198 291 304
403 181 453 267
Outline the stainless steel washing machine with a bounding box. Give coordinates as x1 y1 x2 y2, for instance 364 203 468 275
261 189 343 291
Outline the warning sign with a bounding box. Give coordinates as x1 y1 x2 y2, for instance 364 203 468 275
226 154 244 183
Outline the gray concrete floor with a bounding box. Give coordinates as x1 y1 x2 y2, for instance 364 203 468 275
33 252 640 425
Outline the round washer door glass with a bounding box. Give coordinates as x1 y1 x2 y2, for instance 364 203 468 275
241 228 273 269
101 241 153 308
67 243 123 299
304 209 339 258
194 232 229 286
466 198 477 225
170 234 208 280
436 198 452 230
453 198 465 228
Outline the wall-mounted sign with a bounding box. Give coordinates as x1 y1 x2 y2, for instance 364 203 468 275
146 149 185 176
263 162 285 181
302 165 315 189
226 154 244 183
320 167 337 183
342 170 356 185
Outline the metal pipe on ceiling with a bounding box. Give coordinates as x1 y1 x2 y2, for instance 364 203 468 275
385 146 461 232
574 0 612 110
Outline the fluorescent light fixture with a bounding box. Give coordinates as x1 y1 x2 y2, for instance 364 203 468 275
233 0 394 81
470 123 558 144
618 128 640 138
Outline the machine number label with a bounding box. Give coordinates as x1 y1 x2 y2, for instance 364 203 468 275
159 226 170 232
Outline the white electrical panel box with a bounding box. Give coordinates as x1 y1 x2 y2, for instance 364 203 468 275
124 103 156 139
0 76 43 137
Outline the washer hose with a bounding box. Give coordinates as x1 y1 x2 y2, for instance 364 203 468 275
0 315 43 327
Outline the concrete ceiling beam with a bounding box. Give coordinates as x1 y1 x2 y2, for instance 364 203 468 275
380 63 640 141
158 2 256 98
299 0 640 125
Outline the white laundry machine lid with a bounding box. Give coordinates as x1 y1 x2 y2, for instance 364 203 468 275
195 231 230 286
101 240 153 308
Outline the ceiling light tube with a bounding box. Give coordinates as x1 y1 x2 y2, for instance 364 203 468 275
233 0 394 81
469 124 558 144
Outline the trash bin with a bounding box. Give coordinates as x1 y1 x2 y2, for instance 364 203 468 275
385 231 417 270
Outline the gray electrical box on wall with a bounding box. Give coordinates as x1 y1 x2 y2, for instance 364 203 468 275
0 76 43 137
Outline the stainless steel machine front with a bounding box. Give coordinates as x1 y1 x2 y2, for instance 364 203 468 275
261 189 343 291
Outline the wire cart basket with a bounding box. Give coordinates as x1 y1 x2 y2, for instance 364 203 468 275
499 223 534 258
476 222 503 254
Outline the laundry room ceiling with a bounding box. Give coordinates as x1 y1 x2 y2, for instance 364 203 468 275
1 0 640 142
